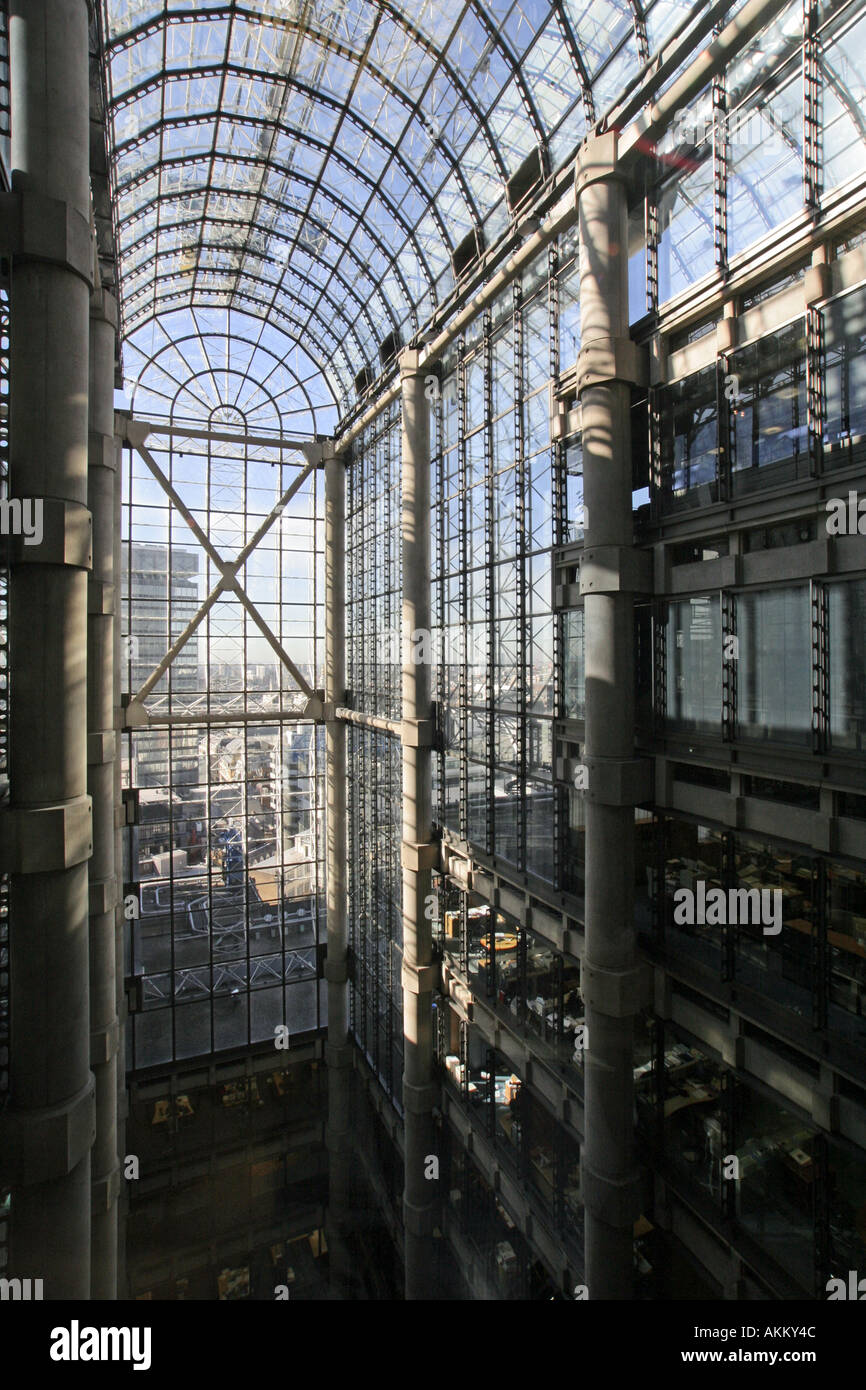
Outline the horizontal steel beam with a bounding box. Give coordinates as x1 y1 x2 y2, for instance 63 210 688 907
116 411 327 458
334 706 401 738
123 708 313 729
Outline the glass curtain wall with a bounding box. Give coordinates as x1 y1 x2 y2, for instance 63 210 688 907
432 232 580 889
659 814 866 1035
645 1020 866 1297
658 274 866 515
651 0 866 313
121 419 325 1071
345 403 404 1104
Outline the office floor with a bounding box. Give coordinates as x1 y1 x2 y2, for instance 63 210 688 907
124 1061 404 1300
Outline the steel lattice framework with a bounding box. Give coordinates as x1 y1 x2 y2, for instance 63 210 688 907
99 0 733 416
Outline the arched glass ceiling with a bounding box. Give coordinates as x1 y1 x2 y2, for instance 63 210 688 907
125 306 339 434
100 0 706 411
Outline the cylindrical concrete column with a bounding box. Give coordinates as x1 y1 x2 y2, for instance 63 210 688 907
88 288 120 1299
113 414 128 1300
576 132 641 1300
323 445 354 1295
1 0 95 1298
399 350 436 1300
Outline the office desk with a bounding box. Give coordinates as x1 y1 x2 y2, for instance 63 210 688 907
664 1085 718 1118
151 1094 194 1125
480 932 519 952
781 1147 814 1184
220 1078 263 1108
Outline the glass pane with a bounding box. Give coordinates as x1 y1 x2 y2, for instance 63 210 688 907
736 587 811 744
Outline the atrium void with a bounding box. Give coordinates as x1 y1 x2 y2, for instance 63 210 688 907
0 0 865 1316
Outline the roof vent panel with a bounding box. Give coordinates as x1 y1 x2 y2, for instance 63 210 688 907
506 146 546 216
452 227 484 281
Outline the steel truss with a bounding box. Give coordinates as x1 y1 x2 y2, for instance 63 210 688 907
117 414 323 728
143 947 316 1004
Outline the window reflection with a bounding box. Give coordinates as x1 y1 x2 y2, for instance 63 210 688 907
663 820 725 970
665 596 722 732
828 580 866 752
729 323 808 494
732 836 814 1019
828 860 866 1024
736 586 811 744
727 75 803 259
563 608 585 721
662 1038 727 1209
734 1085 816 1293
657 147 715 304
823 285 866 468
820 5 866 195
660 366 718 509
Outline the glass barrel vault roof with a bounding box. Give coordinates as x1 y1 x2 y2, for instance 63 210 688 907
100 0 709 416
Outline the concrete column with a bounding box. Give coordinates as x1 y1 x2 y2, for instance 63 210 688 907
113 414 128 1300
0 0 95 1298
323 444 354 1295
88 288 120 1298
399 350 436 1300
576 132 642 1300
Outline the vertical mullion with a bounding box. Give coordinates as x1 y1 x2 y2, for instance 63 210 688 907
646 191 659 318
242 439 251 1050
811 579 828 756
804 0 821 213
813 1131 830 1298
514 282 527 872
648 383 663 518
722 829 736 983
204 440 215 1061
383 413 392 722
722 587 737 742
277 459 286 1032
0 283 7 1165
548 246 563 891
457 339 469 846
484 313 494 858
434 371 446 831
714 63 728 275
721 1058 736 1223
654 598 667 737
807 301 825 477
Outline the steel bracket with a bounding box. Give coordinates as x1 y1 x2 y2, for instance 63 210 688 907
582 958 647 1016
579 1159 641 1227
0 190 93 287
401 840 439 873
401 718 433 747
90 1017 119 1066
0 1076 95 1186
579 545 653 595
401 961 438 995
3 497 91 569
576 336 647 393
0 795 92 872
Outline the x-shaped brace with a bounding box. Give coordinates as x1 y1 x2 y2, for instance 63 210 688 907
123 422 322 725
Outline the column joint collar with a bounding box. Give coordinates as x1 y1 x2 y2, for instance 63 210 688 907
575 130 628 195
0 190 93 287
